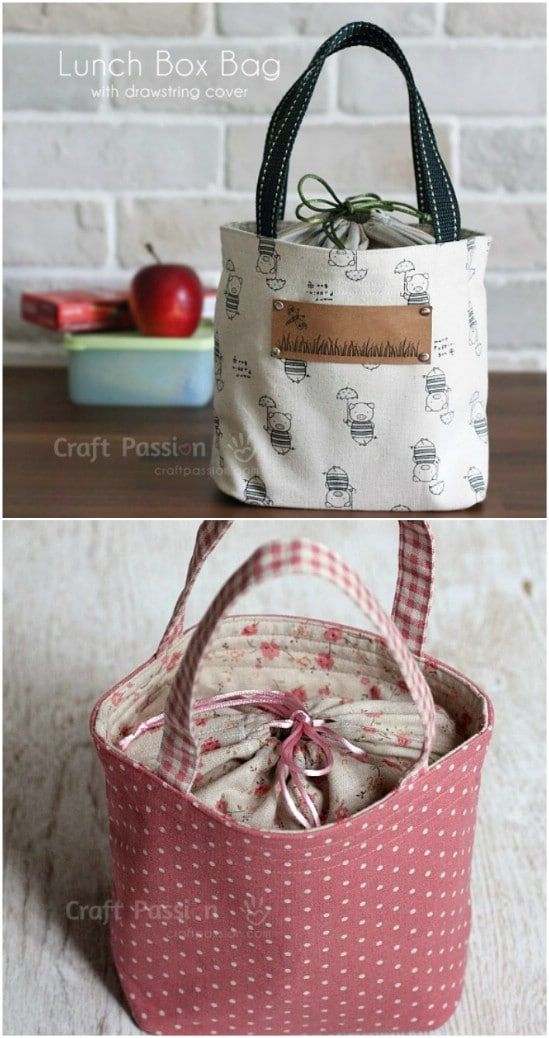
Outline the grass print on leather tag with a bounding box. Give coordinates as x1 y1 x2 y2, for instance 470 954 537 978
271 298 432 364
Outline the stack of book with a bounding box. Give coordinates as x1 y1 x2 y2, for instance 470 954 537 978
21 287 216 333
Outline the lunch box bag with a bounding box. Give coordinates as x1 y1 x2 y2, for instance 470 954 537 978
91 519 494 1034
211 22 491 511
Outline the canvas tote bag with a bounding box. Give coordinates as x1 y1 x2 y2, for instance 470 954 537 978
212 22 491 511
91 519 494 1034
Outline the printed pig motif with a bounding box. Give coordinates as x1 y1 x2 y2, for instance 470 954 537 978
283 358 309 384
244 475 272 506
259 395 294 455
402 271 430 306
395 259 430 306
468 305 481 356
214 332 224 391
324 466 355 509
336 387 376 446
256 237 286 291
469 392 488 443
424 367 454 424
328 248 355 269
328 248 368 281
224 260 242 320
411 438 444 496
466 466 486 501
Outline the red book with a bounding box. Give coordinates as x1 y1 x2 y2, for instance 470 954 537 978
21 289 136 332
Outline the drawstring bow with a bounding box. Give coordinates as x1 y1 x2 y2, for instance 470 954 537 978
295 173 432 249
193 689 368 829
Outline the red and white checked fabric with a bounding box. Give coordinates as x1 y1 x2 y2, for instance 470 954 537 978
158 538 436 793
158 519 434 658
158 520 229 654
392 520 434 655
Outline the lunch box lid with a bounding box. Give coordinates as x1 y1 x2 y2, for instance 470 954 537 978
64 322 214 353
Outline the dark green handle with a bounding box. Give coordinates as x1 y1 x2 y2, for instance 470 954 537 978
256 22 460 244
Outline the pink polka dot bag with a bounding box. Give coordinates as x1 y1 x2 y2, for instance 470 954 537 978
91 520 493 1034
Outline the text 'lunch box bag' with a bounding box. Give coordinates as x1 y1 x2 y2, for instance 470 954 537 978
91 520 494 1035
212 22 491 512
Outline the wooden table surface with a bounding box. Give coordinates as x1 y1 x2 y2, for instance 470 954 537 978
3 519 546 1035
3 368 546 518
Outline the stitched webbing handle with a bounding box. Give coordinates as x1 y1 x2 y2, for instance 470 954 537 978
157 519 434 659
256 21 460 244
158 539 437 792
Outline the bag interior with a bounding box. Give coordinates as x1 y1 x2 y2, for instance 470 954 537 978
95 614 489 775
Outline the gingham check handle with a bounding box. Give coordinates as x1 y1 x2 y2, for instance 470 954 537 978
158 519 434 659
158 538 437 793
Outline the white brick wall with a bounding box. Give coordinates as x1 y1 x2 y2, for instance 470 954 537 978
3 1 546 369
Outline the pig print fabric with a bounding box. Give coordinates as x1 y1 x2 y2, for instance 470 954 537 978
212 225 491 511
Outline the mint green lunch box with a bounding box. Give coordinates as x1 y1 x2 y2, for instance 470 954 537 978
64 323 214 406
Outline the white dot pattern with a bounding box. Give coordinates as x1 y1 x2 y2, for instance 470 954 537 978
91 519 494 1033
97 723 493 1035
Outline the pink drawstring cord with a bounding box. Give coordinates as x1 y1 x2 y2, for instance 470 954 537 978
194 690 368 829
118 690 368 828
118 714 164 751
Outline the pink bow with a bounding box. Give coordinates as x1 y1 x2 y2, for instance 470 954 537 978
118 690 369 829
193 689 368 829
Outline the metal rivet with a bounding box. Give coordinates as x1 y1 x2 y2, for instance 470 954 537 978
273 300 284 310
271 347 281 358
418 353 430 363
419 306 432 316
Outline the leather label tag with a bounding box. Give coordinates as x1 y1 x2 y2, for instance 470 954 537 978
271 299 432 365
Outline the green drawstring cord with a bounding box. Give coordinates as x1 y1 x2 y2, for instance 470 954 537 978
295 173 432 249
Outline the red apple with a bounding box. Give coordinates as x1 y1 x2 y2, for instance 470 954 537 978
129 243 203 337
